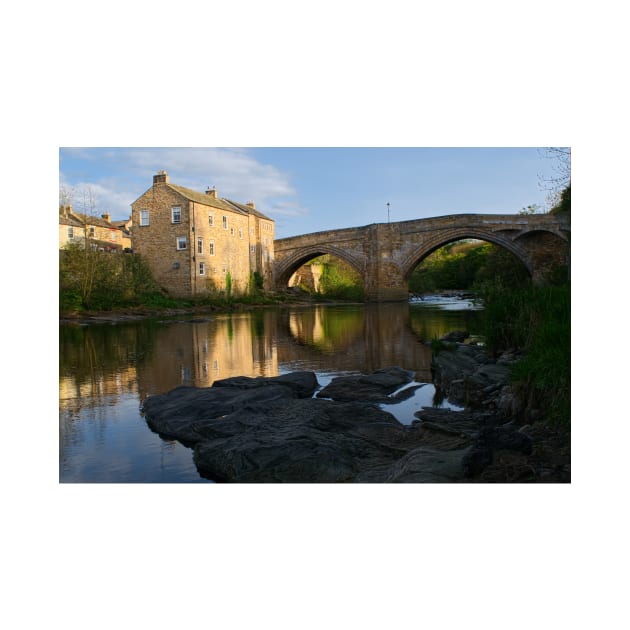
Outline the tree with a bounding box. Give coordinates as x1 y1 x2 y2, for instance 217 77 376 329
519 203 543 215
60 186 102 307
539 147 571 210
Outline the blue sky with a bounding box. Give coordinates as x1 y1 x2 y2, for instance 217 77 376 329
59 147 563 239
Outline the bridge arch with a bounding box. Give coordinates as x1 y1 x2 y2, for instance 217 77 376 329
274 244 365 288
399 227 535 280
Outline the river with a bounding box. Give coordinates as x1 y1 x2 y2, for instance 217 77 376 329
59 297 483 482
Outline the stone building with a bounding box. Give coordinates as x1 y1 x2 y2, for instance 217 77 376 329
59 205 126 251
131 171 275 298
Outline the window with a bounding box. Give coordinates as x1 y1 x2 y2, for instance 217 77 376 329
177 236 187 250
67 227 74 239
250 245 256 254
197 237 203 254
199 262 205 276
209 213 214 227
222 215 228 230
171 206 182 223
89 226 95 238
238 228 243 239
230 227 235 236
139 209 150 226
209 240 215 255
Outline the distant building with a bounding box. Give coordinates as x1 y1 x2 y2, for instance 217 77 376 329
111 217 133 250
59 205 126 251
131 171 275 298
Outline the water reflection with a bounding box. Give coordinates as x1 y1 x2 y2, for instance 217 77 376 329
59 302 483 482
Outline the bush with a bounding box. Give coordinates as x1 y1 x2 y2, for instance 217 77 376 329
479 281 570 425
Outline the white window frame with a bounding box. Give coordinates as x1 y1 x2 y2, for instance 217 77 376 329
139 209 150 226
197 237 203 254
67 227 74 240
208 213 214 227
222 215 228 230
171 206 182 224
176 236 187 250
209 240 215 256
199 262 205 276
238 228 243 239
230 227 235 236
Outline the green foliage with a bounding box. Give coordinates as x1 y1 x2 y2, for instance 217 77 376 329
225 271 233 300
60 247 164 311
320 261 365 300
409 241 529 293
549 184 571 215
250 271 264 293
479 281 570 425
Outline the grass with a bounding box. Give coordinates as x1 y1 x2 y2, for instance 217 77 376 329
479 282 570 425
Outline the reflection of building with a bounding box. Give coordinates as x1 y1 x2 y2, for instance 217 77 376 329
135 314 279 401
131 171 275 298
59 365 139 411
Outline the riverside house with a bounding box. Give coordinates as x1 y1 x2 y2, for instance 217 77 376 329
59 205 127 252
131 171 275 298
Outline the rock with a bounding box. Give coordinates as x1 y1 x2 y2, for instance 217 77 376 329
213 371 319 398
141 368 476 483
317 366 414 402
462 446 493 477
492 427 534 455
440 330 469 342
357 446 472 483
193 399 411 483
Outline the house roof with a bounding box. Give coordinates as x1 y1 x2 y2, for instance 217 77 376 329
223 198 273 221
167 184 248 214
63 211 119 229
132 180 274 222
59 214 85 228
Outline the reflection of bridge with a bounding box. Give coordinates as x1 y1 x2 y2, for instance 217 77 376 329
274 214 570 301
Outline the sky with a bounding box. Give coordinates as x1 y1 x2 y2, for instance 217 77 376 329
59 147 563 239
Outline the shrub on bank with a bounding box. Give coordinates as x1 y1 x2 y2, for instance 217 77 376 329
479 281 570 425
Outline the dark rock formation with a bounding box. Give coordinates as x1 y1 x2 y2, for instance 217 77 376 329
140 342 568 482
316 367 419 403
141 368 476 483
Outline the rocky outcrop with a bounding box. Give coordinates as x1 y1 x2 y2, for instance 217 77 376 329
141 348 568 482
429 344 570 482
316 367 423 403
141 368 478 483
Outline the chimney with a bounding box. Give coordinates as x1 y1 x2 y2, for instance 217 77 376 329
153 170 169 185
101 212 111 223
205 186 218 198
246 200 256 209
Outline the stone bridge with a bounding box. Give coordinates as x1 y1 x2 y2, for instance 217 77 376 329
273 213 570 301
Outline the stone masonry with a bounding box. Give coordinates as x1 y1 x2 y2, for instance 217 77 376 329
274 213 570 301
131 172 275 298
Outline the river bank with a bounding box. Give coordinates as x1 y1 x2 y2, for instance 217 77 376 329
59 290 349 325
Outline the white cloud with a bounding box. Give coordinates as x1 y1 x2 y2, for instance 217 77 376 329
59 148 305 221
